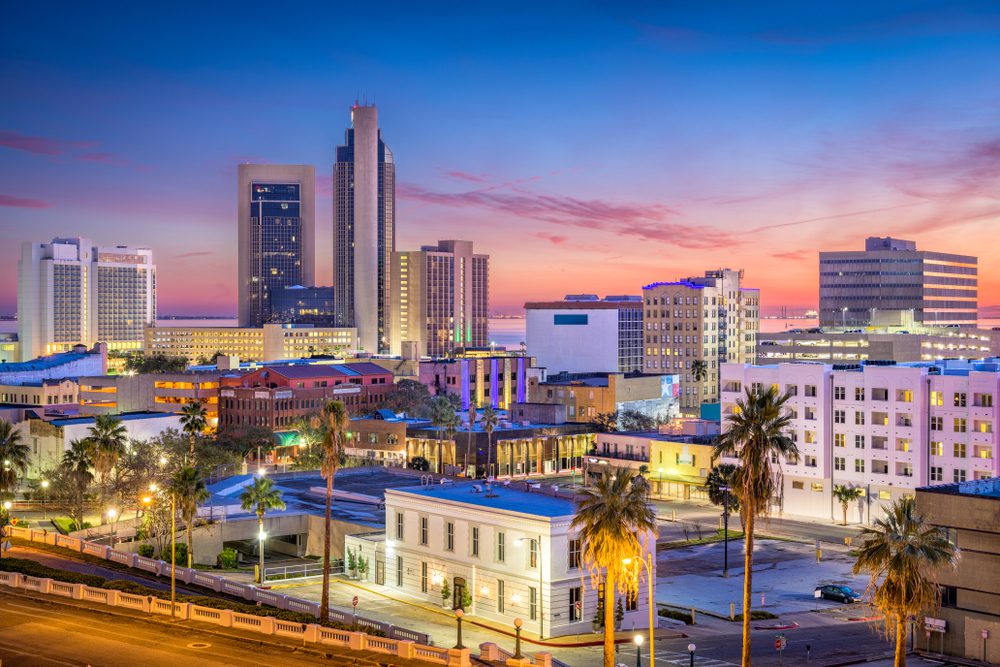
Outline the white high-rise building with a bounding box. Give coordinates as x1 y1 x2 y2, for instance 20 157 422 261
18 238 156 361
333 104 395 353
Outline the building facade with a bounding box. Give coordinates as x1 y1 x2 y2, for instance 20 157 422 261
389 240 489 358
78 370 224 428
268 285 335 326
914 479 1000 664
346 483 656 638
721 360 1000 521
643 269 759 413
144 323 356 364
819 236 977 328
236 165 316 328
419 355 533 411
18 238 156 361
218 363 392 430
0 344 107 385
334 104 395 353
528 372 680 424
525 295 643 375
0 379 78 411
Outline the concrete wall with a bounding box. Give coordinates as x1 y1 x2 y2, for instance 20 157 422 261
526 308 619 375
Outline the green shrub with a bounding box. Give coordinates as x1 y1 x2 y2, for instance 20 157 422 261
51 518 92 535
732 610 779 621
216 548 237 569
0 557 105 587
657 608 694 625
170 542 188 565
137 544 155 558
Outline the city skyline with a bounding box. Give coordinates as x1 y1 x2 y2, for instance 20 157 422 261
2 2 1000 316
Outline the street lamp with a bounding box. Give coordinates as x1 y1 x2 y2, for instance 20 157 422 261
634 634 644 667
257 527 267 585
40 480 49 520
623 555 656 667
454 609 465 649
106 508 118 548
513 617 524 659
688 643 696 667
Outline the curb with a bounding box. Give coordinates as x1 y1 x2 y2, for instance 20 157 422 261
753 621 799 630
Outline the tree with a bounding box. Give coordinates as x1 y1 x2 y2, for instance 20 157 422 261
381 379 434 418
713 385 798 667
589 412 618 433
853 497 959 667
319 400 348 622
239 475 285 584
464 399 478 477
87 415 128 517
409 456 430 472
619 410 656 432
481 404 498 479
169 466 210 568
571 468 656 667
704 463 741 520
0 419 30 500
833 484 864 527
179 401 208 460
430 396 456 475
123 353 188 374
58 440 94 531
691 359 709 383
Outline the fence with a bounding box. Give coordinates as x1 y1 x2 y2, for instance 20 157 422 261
0 571 469 667
5 525 428 644
263 562 332 583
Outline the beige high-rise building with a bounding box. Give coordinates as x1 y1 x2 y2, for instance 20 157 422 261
333 104 395 353
642 268 758 413
388 240 489 358
17 238 156 361
236 164 316 328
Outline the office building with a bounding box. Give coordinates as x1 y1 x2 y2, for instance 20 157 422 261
720 360 1000 521
237 164 316 328
525 295 643 375
0 379 78 412
78 370 225 428
389 240 489 358
144 323 357 364
914 479 1000 664
819 236 977 328
345 482 655 638
419 353 534 411
643 269 759 412
18 238 156 361
528 372 680 424
268 285 335 326
334 104 395 353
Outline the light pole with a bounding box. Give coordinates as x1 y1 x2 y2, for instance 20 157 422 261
513 617 524 659
170 490 176 618
106 508 118 548
623 555 656 667
454 608 465 649
721 485 731 578
258 527 267 585
688 643 696 667
40 480 49 520
634 634 644 667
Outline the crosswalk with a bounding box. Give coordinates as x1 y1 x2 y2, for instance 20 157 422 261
652 649 739 667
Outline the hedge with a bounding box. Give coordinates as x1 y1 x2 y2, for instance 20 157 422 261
732 610 779 621
0 558 105 587
657 608 695 624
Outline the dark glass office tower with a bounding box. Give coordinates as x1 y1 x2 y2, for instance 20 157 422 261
237 165 315 327
333 104 395 353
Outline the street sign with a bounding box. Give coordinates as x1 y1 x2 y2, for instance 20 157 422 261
10 517 17 526
352 595 359 608
774 634 787 651
1 540 10 552
925 617 947 632
814 589 822 599
982 629 990 640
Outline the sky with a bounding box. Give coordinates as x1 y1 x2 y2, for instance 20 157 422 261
1 1 999 316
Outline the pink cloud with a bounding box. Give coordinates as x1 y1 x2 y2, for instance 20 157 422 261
0 130 96 156
78 151 130 167
174 251 214 259
0 194 50 208
534 232 568 244
445 170 488 184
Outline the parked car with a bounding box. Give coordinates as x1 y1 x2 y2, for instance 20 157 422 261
815 584 862 603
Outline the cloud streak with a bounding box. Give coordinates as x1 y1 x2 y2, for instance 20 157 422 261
0 194 51 208
0 130 96 156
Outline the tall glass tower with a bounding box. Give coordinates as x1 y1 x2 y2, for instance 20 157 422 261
333 104 395 353
237 164 315 327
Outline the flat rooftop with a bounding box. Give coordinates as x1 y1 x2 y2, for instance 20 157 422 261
388 482 578 518
50 410 178 426
918 478 1000 499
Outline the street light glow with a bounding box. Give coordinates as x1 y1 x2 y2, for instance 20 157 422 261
258 528 267 541
2 501 11 510
634 634 644 646
40 480 50 489
107 508 117 520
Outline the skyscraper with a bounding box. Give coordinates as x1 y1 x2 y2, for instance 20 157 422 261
389 240 489 358
237 164 316 328
819 236 978 328
17 237 156 361
333 104 395 353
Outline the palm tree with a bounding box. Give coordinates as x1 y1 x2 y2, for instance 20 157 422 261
87 415 128 517
239 475 285 584
170 466 210 568
713 385 798 667
832 484 864 527
481 404 498 479
464 399 478 477
0 419 30 500
691 359 709 383
61 440 94 531
429 396 455 474
444 413 461 472
571 468 656 667
853 497 958 667
319 400 348 622
179 401 208 460
704 462 741 523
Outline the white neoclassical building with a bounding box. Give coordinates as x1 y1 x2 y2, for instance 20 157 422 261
345 482 655 638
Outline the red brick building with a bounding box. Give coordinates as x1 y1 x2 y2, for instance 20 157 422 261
218 363 392 430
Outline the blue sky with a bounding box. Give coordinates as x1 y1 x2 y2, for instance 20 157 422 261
2 1 999 314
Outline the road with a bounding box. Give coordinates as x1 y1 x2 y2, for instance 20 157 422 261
0 589 440 667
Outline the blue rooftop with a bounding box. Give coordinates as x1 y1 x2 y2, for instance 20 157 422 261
0 351 90 374
50 411 178 427
389 482 578 518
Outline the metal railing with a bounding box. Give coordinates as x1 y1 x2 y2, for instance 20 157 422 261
263 562 339 583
